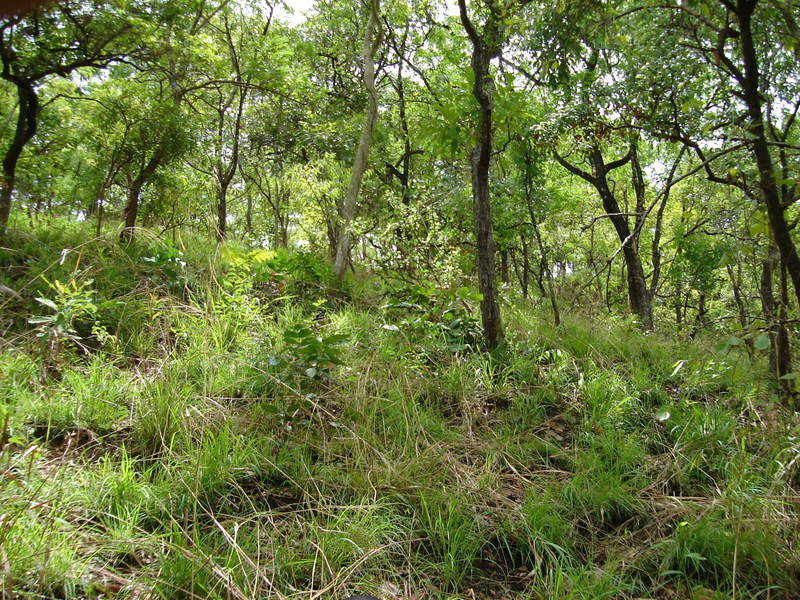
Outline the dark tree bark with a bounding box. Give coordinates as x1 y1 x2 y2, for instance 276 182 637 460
554 145 653 329
0 78 36 233
759 244 792 391
520 237 530 298
386 22 415 207
458 0 524 349
214 16 246 242
725 262 750 345
214 86 244 242
120 145 166 243
727 0 800 309
0 9 129 234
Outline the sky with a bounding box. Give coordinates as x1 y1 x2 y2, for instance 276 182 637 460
276 0 316 25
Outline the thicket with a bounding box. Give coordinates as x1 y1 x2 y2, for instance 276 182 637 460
1 221 798 600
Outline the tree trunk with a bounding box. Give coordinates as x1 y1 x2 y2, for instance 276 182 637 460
334 0 383 283
759 244 792 392
725 262 751 347
214 82 245 242
736 2 800 309
0 80 37 235
591 149 652 329
121 179 143 243
245 192 253 234
520 237 530 298
216 186 227 242
272 185 289 250
459 0 505 349
500 249 509 284
777 263 792 393
120 144 166 243
554 145 653 329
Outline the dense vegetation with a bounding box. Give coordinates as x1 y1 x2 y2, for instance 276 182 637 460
1 0 799 598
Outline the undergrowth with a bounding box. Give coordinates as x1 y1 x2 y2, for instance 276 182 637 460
0 223 798 600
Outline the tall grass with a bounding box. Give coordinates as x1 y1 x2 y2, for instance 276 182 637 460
0 222 797 599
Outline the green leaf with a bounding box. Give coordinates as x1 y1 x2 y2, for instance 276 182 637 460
27 316 53 327
381 302 423 310
749 221 768 237
670 360 687 377
780 372 799 380
35 297 59 311
753 334 770 351
727 335 742 347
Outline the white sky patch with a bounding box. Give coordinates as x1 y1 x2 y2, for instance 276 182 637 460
276 0 317 25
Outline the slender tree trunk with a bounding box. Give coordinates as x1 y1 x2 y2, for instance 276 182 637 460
760 244 792 392
245 190 253 234
216 186 228 242
272 185 289 249
777 263 793 394
334 0 383 283
0 80 37 235
121 180 143 243
214 38 246 243
394 34 413 207
736 2 800 308
650 147 685 297
500 249 509 283
520 237 530 298
725 262 751 345
595 149 652 329
459 0 505 349
554 145 652 329
120 145 166 243
532 219 561 326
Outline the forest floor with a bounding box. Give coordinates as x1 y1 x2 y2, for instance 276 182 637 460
1 225 799 600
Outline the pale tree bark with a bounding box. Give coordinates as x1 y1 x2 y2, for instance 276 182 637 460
334 0 383 283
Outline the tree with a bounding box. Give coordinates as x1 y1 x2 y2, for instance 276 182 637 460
636 0 800 385
457 0 532 349
553 142 654 329
0 1 131 234
334 0 383 283
724 0 800 309
115 0 229 241
184 9 249 242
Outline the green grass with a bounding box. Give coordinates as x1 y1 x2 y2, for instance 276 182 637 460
1 223 798 599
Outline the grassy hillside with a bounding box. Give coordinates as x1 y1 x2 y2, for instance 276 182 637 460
1 224 798 600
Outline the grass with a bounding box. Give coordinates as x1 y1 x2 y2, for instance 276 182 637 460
1 223 798 599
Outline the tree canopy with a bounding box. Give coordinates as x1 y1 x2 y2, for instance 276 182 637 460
0 0 798 372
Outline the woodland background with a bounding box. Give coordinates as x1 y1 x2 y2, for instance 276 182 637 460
1 0 800 599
